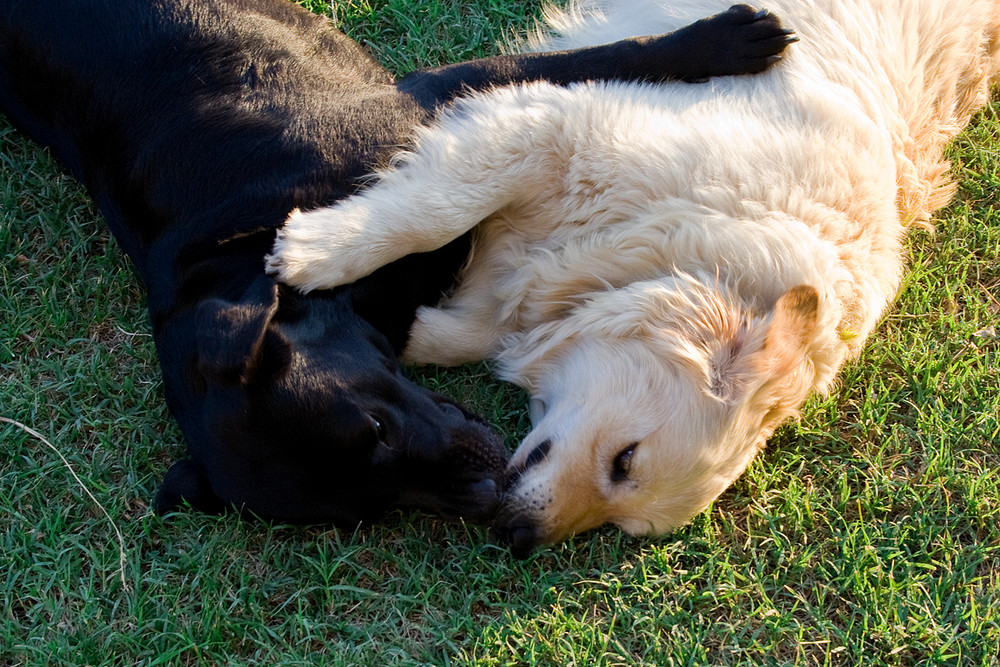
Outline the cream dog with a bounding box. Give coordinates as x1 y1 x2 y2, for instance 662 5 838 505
268 0 1000 556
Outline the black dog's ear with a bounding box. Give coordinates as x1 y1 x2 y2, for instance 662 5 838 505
196 275 291 385
154 458 227 516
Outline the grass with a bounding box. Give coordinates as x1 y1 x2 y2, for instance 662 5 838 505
1 0 999 664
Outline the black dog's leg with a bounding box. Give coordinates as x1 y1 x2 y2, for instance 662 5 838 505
397 5 797 107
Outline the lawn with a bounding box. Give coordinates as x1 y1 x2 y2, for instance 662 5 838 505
1 1 998 665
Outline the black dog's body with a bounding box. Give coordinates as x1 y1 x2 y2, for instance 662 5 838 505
0 0 791 525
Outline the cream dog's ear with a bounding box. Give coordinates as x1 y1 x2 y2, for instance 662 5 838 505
759 285 820 373
707 319 756 404
708 285 819 405
497 287 649 391
752 285 821 430
498 319 580 394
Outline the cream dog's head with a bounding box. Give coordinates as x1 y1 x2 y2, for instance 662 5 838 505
491 276 820 557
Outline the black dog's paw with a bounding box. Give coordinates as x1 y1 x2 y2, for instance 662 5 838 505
650 4 798 81
717 5 799 69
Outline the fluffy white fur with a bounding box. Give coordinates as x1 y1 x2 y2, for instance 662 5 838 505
268 0 1000 547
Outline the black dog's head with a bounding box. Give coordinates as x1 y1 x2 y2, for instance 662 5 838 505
154 274 508 525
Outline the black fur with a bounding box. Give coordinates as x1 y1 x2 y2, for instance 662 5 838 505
0 0 788 526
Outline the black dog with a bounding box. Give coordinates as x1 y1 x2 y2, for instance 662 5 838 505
0 0 791 526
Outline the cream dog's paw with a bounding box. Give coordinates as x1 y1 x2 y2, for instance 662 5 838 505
265 207 369 291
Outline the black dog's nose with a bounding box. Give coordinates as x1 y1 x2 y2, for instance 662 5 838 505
490 515 539 559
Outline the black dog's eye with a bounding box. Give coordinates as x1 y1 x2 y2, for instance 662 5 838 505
611 442 638 482
370 415 387 442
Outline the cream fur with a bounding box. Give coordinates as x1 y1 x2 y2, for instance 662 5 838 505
268 0 1000 547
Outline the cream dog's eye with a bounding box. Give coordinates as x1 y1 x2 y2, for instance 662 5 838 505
611 442 638 482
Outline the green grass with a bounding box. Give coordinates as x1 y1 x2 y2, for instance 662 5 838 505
2 1 999 665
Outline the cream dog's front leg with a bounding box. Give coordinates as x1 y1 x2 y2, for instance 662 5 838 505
266 89 558 292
